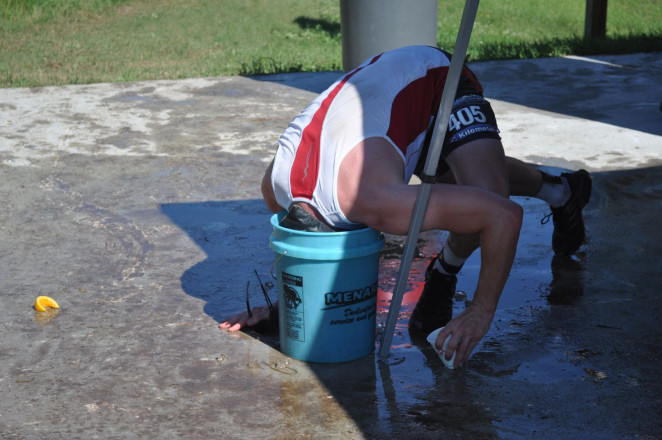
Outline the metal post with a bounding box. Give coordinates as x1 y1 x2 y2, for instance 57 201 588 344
378 0 481 360
339 0 438 72
585 0 608 39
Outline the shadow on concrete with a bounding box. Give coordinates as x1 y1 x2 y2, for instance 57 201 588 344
248 70 342 94
160 200 276 324
251 52 662 136
469 53 662 137
159 197 501 437
161 164 662 438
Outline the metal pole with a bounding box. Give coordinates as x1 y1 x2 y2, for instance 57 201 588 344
584 0 608 39
340 0 438 72
378 0 481 360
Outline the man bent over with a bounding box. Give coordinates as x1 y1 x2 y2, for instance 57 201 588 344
220 46 591 367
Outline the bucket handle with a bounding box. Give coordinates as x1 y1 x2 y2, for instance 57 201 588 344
270 251 287 279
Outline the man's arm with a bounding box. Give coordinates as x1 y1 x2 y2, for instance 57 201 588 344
262 160 284 213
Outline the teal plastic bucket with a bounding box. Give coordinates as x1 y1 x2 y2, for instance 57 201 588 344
270 212 384 363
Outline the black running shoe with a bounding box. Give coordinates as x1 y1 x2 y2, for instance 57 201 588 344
408 258 456 333
545 169 592 256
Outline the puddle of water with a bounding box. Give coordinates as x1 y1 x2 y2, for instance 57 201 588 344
509 352 587 383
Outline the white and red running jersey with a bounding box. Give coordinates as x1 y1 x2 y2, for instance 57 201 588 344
271 45 483 229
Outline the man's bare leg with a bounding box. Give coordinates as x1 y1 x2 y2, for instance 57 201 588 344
505 156 544 197
434 156 549 198
443 138 511 258
430 152 574 259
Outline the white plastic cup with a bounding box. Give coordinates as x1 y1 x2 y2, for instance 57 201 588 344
427 327 456 369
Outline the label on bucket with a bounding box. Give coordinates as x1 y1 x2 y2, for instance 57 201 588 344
323 282 377 310
323 282 377 327
282 271 305 342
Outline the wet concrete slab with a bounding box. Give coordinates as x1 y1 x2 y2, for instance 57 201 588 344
0 53 661 439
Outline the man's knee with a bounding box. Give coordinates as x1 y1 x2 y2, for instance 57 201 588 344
502 198 524 231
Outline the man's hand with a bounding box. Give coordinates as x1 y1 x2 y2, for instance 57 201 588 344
434 304 494 367
219 305 273 332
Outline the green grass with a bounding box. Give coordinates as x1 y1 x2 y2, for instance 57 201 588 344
1 0 660 88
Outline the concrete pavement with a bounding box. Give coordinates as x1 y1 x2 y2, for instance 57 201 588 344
1 52 661 439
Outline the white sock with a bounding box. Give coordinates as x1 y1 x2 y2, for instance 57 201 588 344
433 245 467 275
536 177 571 208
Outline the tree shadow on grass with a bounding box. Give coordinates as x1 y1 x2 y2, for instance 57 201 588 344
293 16 341 38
